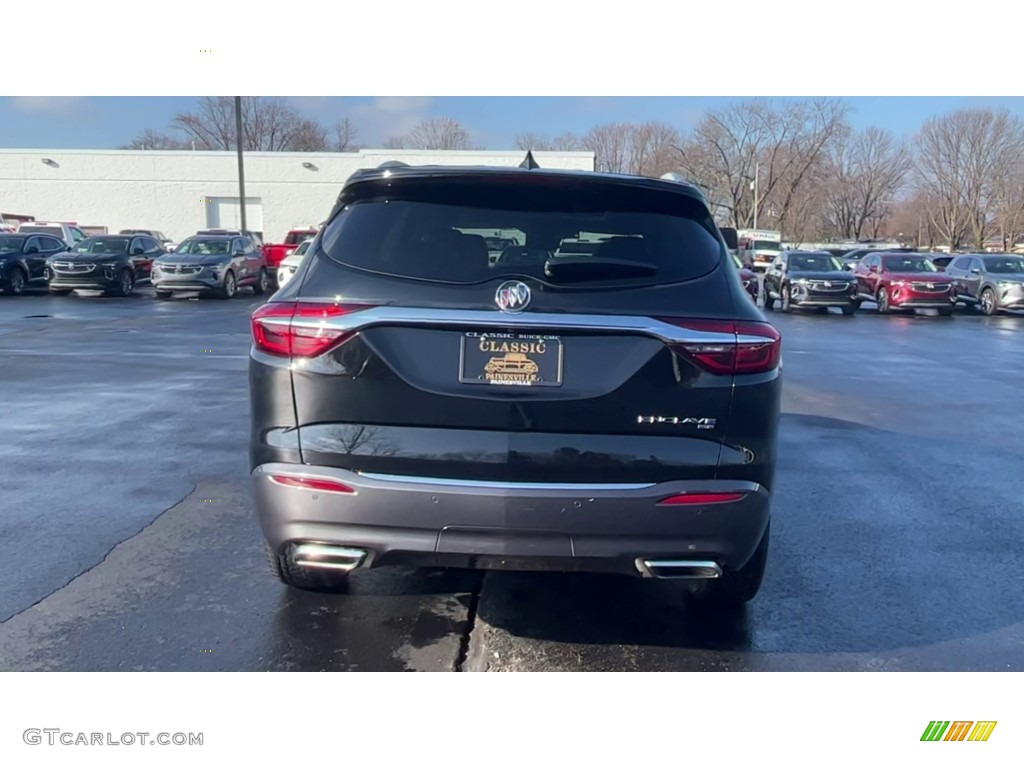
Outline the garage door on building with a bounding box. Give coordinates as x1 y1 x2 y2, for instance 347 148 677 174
205 197 264 238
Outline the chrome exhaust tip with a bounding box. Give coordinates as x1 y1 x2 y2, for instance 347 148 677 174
292 543 367 572
636 558 722 579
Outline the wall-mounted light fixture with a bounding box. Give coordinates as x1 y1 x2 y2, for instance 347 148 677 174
302 161 318 171
41 158 58 167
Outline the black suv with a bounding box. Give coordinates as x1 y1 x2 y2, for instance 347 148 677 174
0 233 68 294
249 158 782 606
47 234 164 297
764 251 858 314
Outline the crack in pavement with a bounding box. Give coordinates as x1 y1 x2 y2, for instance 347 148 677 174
453 575 483 671
0 483 197 626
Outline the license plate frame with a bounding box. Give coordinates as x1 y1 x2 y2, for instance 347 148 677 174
459 332 564 387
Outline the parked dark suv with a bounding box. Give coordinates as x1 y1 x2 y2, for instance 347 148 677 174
763 251 857 314
47 234 164 296
249 159 782 606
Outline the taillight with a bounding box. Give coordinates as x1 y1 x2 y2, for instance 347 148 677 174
250 301 371 358
656 318 781 375
657 492 746 505
269 475 356 494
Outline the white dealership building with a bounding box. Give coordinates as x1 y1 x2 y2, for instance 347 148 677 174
0 148 596 243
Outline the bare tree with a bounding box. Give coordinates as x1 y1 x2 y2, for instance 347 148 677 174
515 132 552 151
577 122 680 176
167 97 342 152
676 98 849 231
120 128 194 150
122 98 360 153
825 126 911 240
387 117 472 150
915 108 1024 250
992 158 1024 251
288 119 330 151
582 123 632 173
333 117 359 151
628 122 682 176
889 192 943 249
514 131 583 152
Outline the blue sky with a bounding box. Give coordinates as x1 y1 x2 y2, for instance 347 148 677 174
3 96 1024 149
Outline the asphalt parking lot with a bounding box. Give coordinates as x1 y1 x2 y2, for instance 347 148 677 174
1 285 1023 671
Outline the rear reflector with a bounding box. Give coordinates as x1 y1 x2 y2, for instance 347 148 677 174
268 475 357 494
657 318 781 375
251 302 371 358
657 492 746 506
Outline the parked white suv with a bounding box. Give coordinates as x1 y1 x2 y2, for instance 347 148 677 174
18 222 87 246
275 237 313 289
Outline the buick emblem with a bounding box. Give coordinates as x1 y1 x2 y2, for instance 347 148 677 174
495 281 531 313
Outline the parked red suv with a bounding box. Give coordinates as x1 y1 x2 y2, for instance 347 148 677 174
852 252 955 315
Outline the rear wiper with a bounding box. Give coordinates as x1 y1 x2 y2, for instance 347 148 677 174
544 257 659 282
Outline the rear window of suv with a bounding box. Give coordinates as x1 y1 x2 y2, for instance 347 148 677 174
319 175 723 287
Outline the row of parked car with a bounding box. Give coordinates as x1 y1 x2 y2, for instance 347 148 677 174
0 227 317 299
730 248 1024 316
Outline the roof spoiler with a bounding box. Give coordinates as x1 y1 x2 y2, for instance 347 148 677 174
519 151 541 170
377 160 409 169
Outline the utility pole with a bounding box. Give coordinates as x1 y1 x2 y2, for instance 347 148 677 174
234 96 248 234
751 162 759 230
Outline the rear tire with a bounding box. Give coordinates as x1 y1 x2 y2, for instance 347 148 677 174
781 285 792 312
155 290 172 300
688 522 770 608
937 307 954 317
264 541 350 593
49 288 72 296
840 303 856 316
763 292 775 311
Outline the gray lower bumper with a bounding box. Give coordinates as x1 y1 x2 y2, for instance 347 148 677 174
252 463 771 574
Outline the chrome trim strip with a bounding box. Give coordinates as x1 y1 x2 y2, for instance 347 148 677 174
286 306 756 344
356 471 655 491
636 559 722 579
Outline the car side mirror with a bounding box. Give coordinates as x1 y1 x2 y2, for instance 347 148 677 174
132 247 145 255
234 249 245 257
25 246 39 254
970 268 981 275
869 265 878 273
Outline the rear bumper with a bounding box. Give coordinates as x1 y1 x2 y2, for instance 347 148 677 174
253 463 771 575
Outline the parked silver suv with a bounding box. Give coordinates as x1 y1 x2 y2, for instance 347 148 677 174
152 234 270 299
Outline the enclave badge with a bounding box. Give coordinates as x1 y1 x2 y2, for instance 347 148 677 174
637 415 717 430
495 281 531 313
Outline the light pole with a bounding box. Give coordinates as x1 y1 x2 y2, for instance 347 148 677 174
234 96 248 234
751 162 759 230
